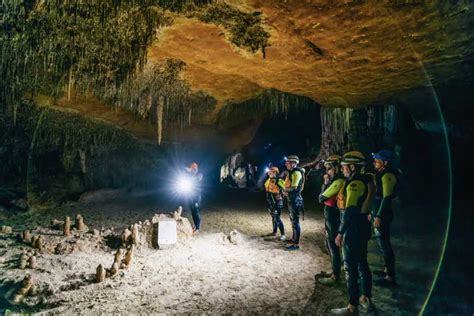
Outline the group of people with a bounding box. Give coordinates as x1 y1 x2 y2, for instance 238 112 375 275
185 150 399 314
263 150 399 315
263 155 306 251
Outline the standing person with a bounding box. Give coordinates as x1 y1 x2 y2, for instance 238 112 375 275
317 155 344 286
283 155 305 251
185 162 203 234
372 150 399 286
331 151 373 315
263 166 286 240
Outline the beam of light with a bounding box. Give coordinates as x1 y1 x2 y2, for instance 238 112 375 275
175 176 193 195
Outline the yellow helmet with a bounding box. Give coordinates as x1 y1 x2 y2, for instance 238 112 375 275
269 166 279 174
341 151 366 165
324 155 342 168
286 155 300 164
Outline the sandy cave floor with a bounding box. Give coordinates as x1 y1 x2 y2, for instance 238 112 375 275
0 189 441 315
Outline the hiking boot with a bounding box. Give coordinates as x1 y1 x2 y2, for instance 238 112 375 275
192 228 200 235
286 244 300 251
279 235 286 241
359 296 374 312
315 270 332 279
331 305 358 315
318 276 339 286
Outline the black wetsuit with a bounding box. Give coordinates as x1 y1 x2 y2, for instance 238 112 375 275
288 167 304 244
318 174 344 279
188 171 203 230
339 173 373 306
264 176 285 236
373 167 399 279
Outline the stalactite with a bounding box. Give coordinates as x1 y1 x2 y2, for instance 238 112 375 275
67 68 73 102
188 108 192 125
319 107 353 158
79 149 86 173
156 96 164 145
13 104 18 127
366 104 398 147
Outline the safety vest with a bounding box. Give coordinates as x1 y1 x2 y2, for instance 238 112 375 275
289 167 305 192
375 167 399 200
322 175 344 207
264 177 283 194
336 173 373 214
336 181 346 210
363 173 375 214
282 171 291 189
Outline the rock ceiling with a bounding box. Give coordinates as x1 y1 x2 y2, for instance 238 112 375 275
148 0 474 110
37 0 473 146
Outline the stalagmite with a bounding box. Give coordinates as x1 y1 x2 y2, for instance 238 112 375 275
64 216 71 237
31 235 38 248
96 264 106 283
173 206 183 221
12 275 34 304
1 225 12 233
22 230 31 243
109 262 119 277
28 256 37 269
114 249 123 265
131 224 139 245
121 245 134 269
19 253 28 269
121 228 132 246
75 214 87 231
35 235 44 253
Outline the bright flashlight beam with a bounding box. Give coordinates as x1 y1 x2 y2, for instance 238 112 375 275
176 177 193 194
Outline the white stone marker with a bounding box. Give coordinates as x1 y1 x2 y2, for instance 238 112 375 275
157 218 177 248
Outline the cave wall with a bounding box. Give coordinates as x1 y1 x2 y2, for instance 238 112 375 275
318 104 400 160
0 102 166 208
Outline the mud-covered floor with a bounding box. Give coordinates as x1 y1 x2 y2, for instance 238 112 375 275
0 188 445 315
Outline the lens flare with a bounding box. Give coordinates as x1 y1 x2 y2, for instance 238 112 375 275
176 177 193 195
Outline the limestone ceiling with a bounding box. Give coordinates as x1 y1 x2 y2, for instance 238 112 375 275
148 0 474 109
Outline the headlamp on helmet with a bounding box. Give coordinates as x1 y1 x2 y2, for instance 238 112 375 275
341 151 366 166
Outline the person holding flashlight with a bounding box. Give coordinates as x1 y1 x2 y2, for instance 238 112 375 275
185 162 203 234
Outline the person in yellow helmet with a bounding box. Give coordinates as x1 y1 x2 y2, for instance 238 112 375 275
331 151 374 315
283 155 305 251
263 166 286 240
185 162 203 234
317 155 344 286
